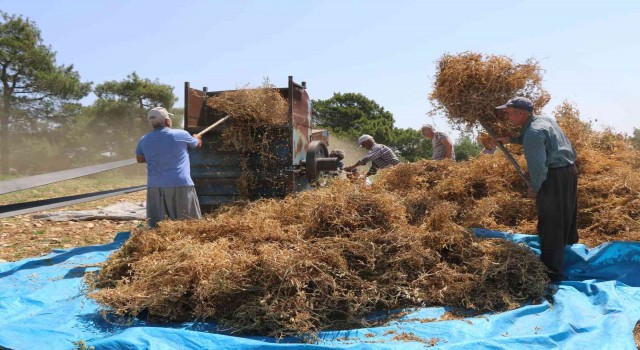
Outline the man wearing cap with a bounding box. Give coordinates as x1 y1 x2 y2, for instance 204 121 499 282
421 124 455 160
494 97 578 282
344 134 400 177
136 107 203 228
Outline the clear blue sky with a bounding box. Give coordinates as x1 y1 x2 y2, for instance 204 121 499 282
3 0 639 139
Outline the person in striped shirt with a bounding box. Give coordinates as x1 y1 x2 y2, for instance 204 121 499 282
344 134 400 177
421 124 455 160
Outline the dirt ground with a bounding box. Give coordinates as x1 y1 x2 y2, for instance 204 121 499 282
0 191 146 262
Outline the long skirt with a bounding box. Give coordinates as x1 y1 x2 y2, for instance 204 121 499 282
146 186 202 228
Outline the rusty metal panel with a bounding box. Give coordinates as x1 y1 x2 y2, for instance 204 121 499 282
291 82 311 165
185 86 206 129
311 129 330 146
189 125 295 213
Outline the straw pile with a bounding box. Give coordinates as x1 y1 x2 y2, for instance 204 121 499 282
553 102 640 245
88 180 548 338
87 59 640 338
374 157 536 233
205 80 289 197
428 51 640 245
206 80 288 128
429 52 550 135
90 109 640 336
477 132 494 149
376 101 640 247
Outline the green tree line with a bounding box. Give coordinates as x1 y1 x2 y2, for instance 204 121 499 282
0 12 178 175
1 11 503 176
312 92 483 162
632 128 640 150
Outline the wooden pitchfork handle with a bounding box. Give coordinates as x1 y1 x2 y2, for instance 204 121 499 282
196 115 230 137
479 120 531 188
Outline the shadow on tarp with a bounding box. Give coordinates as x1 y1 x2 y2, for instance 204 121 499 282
76 311 227 335
1 229 640 349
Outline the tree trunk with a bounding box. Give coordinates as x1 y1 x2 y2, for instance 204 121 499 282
0 96 10 174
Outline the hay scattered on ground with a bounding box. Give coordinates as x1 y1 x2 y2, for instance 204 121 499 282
429 51 550 135
88 180 548 338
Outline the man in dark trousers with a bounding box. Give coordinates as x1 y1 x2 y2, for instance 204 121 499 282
495 97 578 282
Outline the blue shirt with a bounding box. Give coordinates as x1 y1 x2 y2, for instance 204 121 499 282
511 115 576 192
135 127 199 188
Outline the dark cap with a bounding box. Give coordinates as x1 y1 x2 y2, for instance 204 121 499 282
495 97 534 112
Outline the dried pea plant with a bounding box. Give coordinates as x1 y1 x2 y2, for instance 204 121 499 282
206 80 290 197
88 177 548 339
429 51 550 136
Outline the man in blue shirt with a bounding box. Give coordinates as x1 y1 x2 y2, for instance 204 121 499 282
495 97 578 282
136 107 203 228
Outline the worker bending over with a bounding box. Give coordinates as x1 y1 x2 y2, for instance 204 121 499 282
344 134 400 177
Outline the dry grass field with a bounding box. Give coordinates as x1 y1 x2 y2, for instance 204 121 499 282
0 168 146 261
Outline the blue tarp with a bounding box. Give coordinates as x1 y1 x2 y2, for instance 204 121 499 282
1 229 640 350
